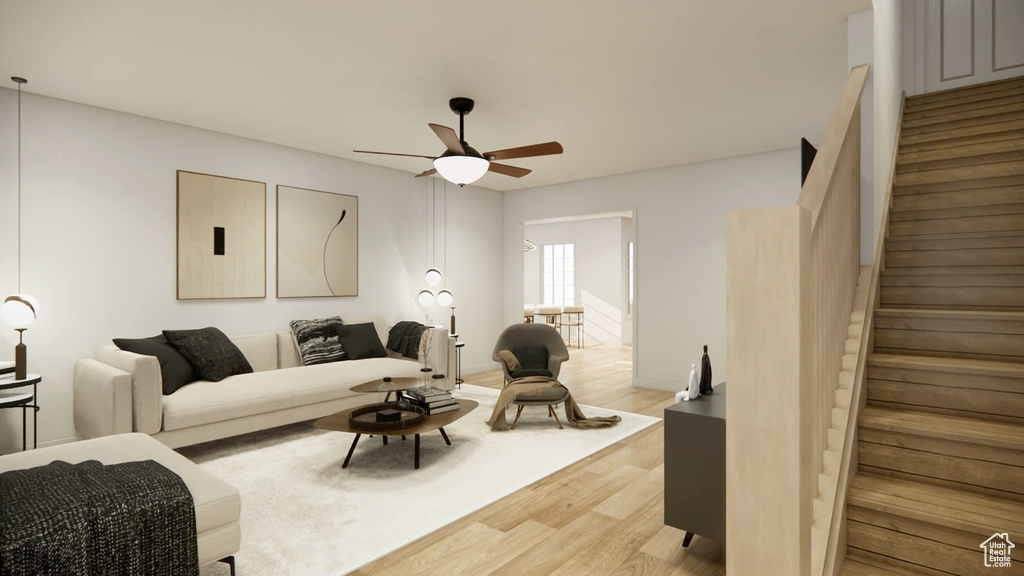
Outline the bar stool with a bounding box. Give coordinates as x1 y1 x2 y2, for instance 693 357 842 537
560 306 584 349
537 307 562 328
524 308 535 323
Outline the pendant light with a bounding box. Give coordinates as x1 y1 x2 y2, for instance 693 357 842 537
1 77 39 380
418 177 435 307
436 178 454 307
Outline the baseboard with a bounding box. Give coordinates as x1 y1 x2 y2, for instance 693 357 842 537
634 377 683 393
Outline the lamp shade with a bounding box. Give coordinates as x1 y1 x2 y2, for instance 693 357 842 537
417 289 435 307
1 294 38 328
436 289 454 307
433 155 489 186
425 268 443 287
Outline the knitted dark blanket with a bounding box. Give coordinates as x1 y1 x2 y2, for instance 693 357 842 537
387 321 425 359
0 459 198 576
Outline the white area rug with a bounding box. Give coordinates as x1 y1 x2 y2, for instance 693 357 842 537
185 383 658 576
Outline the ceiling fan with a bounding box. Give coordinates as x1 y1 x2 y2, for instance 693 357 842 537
353 97 563 186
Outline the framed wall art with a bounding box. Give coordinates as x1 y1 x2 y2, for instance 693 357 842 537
176 170 267 300
276 185 358 297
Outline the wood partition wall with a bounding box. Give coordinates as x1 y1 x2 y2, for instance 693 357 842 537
725 64 869 576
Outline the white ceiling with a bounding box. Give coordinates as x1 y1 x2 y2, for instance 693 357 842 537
0 0 870 191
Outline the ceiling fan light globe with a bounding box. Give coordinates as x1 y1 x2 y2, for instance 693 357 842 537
417 289 435 307
436 289 454 307
1 294 38 328
433 156 489 186
425 268 443 286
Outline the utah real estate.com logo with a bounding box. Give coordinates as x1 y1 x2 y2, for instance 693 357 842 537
981 533 1014 568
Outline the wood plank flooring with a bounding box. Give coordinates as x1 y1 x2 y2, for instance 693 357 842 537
350 344 724 576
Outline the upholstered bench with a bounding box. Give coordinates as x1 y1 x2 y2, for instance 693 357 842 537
0 433 240 574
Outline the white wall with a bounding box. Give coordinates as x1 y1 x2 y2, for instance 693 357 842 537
523 217 630 345
849 9 876 264
504 148 801 391
0 88 504 452
873 0 904 236
621 216 634 346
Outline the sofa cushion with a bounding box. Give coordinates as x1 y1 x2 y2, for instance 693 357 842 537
290 317 346 365
277 332 302 369
163 328 254 382
335 323 388 360
229 333 278 373
112 335 198 395
161 357 421 431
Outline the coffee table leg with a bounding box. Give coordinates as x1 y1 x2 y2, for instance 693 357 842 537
383 435 388 446
414 434 420 469
343 433 361 468
439 427 451 446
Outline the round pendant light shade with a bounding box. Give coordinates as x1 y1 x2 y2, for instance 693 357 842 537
433 155 489 186
425 267 443 287
1 294 38 328
436 289 454 307
417 289 435 307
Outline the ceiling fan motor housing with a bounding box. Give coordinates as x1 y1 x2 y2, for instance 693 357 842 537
449 97 475 116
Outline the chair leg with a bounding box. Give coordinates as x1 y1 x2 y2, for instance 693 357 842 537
219 556 236 576
551 404 564 429
511 405 525 430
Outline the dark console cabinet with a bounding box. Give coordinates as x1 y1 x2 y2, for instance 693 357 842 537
663 383 725 545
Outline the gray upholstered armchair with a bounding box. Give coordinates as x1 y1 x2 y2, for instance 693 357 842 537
491 323 570 382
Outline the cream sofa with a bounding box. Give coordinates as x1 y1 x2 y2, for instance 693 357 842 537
0 432 241 571
73 316 453 448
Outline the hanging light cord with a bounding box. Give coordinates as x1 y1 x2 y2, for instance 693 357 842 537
15 79 22 293
443 179 447 284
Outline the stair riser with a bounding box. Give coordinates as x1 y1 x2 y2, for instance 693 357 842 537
902 110 1024 138
859 443 1024 499
902 102 1024 130
906 76 1024 107
895 174 1024 196
882 273 1024 288
886 250 1024 268
891 186 1024 212
867 385 1024 426
894 160 1024 187
899 150 1024 174
890 201 1024 223
859 428 1024 468
887 233 1024 250
874 329 1024 362
847 519 1011 576
901 124 1024 154
899 134 1024 166
906 81 1024 112
874 312 1024 335
889 212 1024 236
904 93 1024 121
901 117 1024 147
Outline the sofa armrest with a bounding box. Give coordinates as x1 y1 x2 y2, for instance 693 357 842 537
74 358 133 439
95 345 163 434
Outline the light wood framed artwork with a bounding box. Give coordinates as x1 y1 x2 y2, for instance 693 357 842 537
176 170 266 300
276 185 358 298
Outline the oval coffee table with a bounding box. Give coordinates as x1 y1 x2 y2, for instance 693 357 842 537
314 399 478 469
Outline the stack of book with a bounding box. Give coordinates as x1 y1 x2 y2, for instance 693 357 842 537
406 386 459 414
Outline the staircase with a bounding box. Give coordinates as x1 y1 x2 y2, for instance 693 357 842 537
841 76 1024 575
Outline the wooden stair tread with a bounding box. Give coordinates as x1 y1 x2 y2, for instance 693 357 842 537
904 94 1024 121
841 554 937 576
868 353 1024 378
900 124 1024 154
902 102 1024 131
894 159 1024 187
905 76 1024 107
905 86 1024 115
874 308 1024 322
860 406 1024 451
899 136 1024 166
882 265 1024 276
849 474 1024 536
900 119 1024 148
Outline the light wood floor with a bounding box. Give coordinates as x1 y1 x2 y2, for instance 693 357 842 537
351 344 725 576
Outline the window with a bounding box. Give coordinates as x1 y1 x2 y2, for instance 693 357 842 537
543 243 574 306
628 241 634 316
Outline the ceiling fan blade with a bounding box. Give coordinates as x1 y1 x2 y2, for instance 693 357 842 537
483 141 563 161
353 150 436 159
488 163 532 178
428 123 466 154
415 168 438 178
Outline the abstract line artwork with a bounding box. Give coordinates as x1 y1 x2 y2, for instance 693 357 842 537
176 170 266 300
277 185 358 297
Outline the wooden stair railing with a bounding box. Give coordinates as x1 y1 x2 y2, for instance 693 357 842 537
725 63 869 576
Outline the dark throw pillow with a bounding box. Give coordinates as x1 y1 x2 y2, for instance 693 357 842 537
512 345 549 371
290 317 346 365
335 322 388 360
162 327 253 382
113 335 199 395
511 368 554 379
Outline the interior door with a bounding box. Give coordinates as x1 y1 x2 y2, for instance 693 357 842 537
924 0 1024 93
